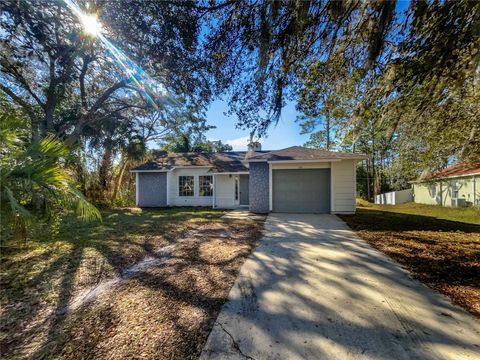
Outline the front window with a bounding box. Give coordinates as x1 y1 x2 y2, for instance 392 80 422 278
452 181 459 199
199 176 213 196
179 176 194 196
430 183 436 199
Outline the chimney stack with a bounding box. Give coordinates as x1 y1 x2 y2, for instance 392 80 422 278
247 141 261 152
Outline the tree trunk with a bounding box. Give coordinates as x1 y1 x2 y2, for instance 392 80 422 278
379 151 384 193
44 106 54 133
31 119 42 143
374 170 381 195
366 159 371 201
99 145 114 201
371 123 377 198
64 124 84 147
325 114 330 150
111 158 129 202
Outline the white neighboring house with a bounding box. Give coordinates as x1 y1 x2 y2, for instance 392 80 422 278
131 146 367 214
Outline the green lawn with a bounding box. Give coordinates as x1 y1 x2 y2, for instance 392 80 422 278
0 207 263 359
356 199 480 225
339 201 480 317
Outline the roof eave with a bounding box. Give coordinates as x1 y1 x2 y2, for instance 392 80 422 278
130 169 170 173
248 155 368 162
413 171 480 182
266 159 341 164
130 165 213 173
244 158 269 162
209 171 250 175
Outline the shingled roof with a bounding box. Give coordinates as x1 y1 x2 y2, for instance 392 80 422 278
131 151 249 173
132 146 366 172
246 146 367 161
420 163 480 181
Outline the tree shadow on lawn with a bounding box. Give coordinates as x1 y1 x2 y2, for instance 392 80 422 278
338 208 480 317
0 208 238 357
30 221 258 359
201 221 480 360
341 208 480 233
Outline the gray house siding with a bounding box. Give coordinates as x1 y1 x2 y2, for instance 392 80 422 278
249 162 269 213
137 172 167 207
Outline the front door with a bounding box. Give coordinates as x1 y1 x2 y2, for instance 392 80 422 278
239 175 249 205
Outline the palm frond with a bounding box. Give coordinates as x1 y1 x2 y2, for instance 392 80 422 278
2 131 101 243
27 134 70 159
0 113 28 158
2 186 33 221
67 188 102 222
10 161 70 191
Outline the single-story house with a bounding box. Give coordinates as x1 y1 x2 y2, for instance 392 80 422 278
131 145 366 214
412 163 480 207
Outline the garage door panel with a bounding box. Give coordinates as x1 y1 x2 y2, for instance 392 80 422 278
272 169 330 213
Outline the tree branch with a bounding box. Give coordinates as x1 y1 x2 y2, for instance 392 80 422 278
0 83 35 117
0 58 45 107
44 55 58 132
85 80 127 117
79 56 93 111
163 0 236 12
63 80 128 147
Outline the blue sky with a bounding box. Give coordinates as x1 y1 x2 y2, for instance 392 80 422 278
205 99 309 151
204 0 412 151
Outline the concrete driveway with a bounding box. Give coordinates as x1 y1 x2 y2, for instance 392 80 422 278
201 213 480 360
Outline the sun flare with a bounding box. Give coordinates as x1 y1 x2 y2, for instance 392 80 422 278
80 14 102 36
63 0 167 108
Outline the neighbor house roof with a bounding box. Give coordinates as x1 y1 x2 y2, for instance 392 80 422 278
246 146 367 161
131 151 249 173
420 163 480 181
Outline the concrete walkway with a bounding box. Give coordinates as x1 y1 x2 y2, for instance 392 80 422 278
201 214 480 360
222 209 267 221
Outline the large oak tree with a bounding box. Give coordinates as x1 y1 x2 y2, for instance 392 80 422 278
204 0 479 166
0 0 209 145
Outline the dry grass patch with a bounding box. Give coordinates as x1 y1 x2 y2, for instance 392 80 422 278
339 203 480 317
0 208 264 359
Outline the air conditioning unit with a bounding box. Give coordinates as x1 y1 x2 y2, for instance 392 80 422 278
451 198 467 208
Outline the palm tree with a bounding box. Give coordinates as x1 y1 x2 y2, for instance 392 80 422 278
1 119 101 241
110 136 147 202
